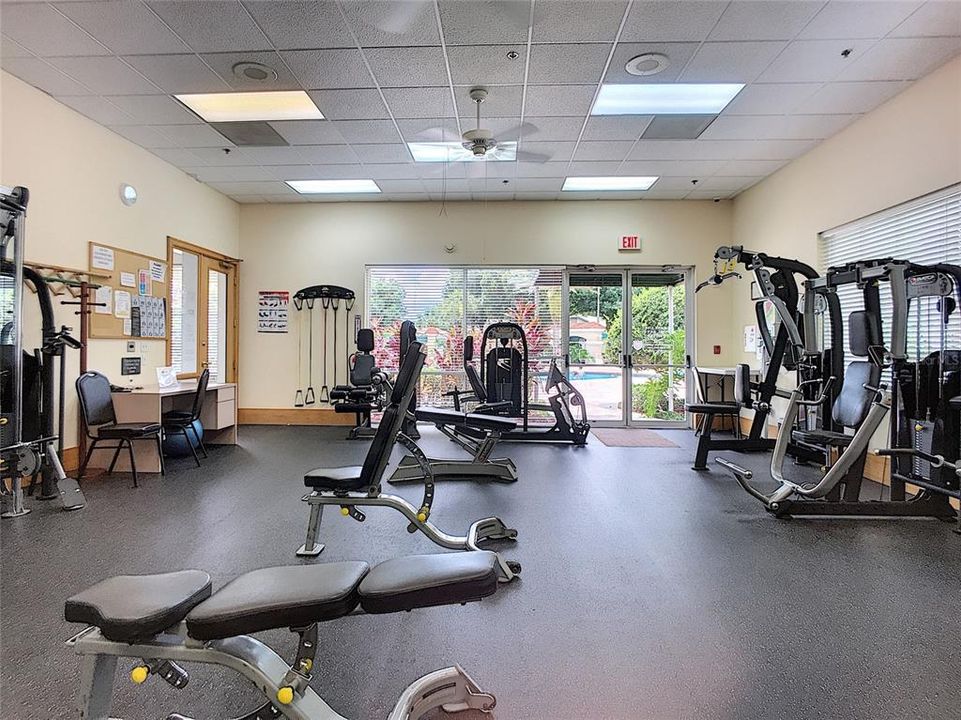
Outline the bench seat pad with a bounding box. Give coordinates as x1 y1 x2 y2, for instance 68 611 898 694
793 429 854 447
304 465 365 491
417 407 517 432
186 562 370 641
64 570 212 642
359 551 498 614
688 402 739 414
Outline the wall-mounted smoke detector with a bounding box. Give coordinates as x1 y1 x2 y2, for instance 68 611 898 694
625 53 670 77
232 61 278 82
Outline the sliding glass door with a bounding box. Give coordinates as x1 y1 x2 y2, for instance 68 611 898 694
564 267 691 428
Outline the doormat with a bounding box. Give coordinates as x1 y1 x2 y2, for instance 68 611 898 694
591 428 679 448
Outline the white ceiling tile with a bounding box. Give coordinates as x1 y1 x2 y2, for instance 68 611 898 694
461 161 516 178
0 57 92 95
415 162 467 179
517 140 575 162
573 141 635 161
1 34 32 58
439 1 530 45
366 163 421 179
333 119 402 144
268 164 369 180
146 0 271 53
396 117 461 142
801 80 909 114
621 159 727 176
281 49 375 88
515 161 572 177
709 1 824 41
528 43 610 84
55 94 133 124
184 147 256 166
365 46 448 87
351 143 412 163
107 95 202 124
679 41 788 83
891 1 961 37
510 178 564 192
621 1 726 42
420 178 472 193
47 55 160 94
757 39 870 82
643 187 692 199
384 193 428 201
228 195 267 203
481 116 523 137
265 193 311 202
187 165 278 182
566 160 624 175
524 84 595 116
582 116 653 141
643 176 700 191
207 180 296 195
727 138 819 160
200 51 302 91
0 2 108 56
516 116 583 141
153 123 234 147
269 120 345 145
149 147 206 167
124 54 231 94
715 159 789 176
296 145 360 164
512 192 558 200
456 84 522 117
687 189 737 199
109 124 175 148
629 140 739 161
376 179 427 193
701 114 860 141
532 1 626 42
340 0 441 47
308 89 390 120
242 1 353 50
800 1 923 39
694 175 763 192
382 87 456 118
56 0 190 54
429 192 473 201
840 36 961 81
447 44 526 86
605 42 699 83
723 83 821 115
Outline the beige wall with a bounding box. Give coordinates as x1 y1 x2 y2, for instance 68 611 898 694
1 71 240 446
238 199 735 409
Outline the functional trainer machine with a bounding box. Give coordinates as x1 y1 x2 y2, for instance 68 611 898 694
295 339 521 581
65 551 504 720
689 245 840 470
292 285 355 407
1 185 85 517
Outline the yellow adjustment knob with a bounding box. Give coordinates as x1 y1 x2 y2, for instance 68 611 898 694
277 686 294 705
130 666 149 684
916 424 924 431
417 509 428 522
340 507 350 516
301 658 313 671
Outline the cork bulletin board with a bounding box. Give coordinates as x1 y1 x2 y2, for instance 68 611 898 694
88 242 168 340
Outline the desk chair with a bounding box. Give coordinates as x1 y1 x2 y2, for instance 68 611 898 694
161 368 209 467
76 371 163 488
687 357 742 440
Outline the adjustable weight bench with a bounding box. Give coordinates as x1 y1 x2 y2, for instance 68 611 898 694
65 551 502 720
296 340 521 582
388 407 518 484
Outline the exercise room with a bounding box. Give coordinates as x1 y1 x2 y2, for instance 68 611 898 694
2 1 960 718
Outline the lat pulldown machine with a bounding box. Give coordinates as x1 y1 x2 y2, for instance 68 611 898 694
292 285 355 407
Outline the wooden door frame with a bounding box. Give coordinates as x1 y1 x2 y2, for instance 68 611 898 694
166 237 241 383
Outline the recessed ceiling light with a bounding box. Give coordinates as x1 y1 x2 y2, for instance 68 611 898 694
407 141 517 162
232 61 278 82
175 91 323 122
285 179 381 194
591 84 744 115
625 53 670 76
562 176 658 192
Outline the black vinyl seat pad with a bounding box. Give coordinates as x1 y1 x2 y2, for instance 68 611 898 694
186 563 370 641
687 402 739 414
97 422 162 439
793 429 855 447
64 570 212 643
304 465 365 491
417 406 517 432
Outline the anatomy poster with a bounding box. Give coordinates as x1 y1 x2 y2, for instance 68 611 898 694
258 291 289 333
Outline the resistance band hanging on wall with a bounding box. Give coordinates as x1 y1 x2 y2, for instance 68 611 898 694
292 285 355 408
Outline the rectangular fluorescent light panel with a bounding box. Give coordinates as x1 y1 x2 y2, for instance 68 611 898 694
175 91 324 122
562 176 659 192
407 141 517 162
286 179 381 194
591 84 744 115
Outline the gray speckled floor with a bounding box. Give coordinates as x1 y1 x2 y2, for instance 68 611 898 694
2 425 960 720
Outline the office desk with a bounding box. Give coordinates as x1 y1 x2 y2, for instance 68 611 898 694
86 382 238 474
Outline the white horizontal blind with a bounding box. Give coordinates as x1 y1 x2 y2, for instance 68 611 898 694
170 261 183 373
819 184 961 365
366 266 563 408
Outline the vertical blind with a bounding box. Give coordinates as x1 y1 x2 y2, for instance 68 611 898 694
819 184 961 364
170 261 183 372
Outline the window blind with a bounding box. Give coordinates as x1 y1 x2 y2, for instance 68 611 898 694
819 184 961 364
170 261 183 373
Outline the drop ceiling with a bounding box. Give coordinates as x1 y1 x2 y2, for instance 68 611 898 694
1 0 959 203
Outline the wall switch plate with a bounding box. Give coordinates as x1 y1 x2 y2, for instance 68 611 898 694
126 341 136 353
140 342 149 354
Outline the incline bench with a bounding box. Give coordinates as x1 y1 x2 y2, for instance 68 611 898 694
65 552 502 720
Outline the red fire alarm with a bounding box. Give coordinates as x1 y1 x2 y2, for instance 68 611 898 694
713 345 721 355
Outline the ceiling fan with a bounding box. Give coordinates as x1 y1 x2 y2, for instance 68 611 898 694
416 87 550 163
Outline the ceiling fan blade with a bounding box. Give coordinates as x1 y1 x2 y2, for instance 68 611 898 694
515 150 551 163
496 122 540 141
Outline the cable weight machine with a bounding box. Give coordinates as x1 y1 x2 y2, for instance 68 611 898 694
292 285 355 407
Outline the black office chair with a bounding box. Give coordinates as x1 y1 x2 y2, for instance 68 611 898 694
76 371 164 488
162 368 209 467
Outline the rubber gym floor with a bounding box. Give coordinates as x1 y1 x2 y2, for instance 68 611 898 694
3 425 960 720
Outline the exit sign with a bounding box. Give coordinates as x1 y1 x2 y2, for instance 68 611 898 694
619 235 641 251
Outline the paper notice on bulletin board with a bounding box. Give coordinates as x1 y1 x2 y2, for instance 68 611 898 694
258 291 289 333
149 260 165 283
138 269 150 296
95 286 112 314
91 245 114 271
120 272 136 288
114 290 131 319
743 325 757 353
